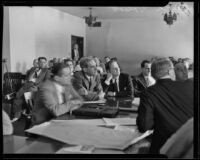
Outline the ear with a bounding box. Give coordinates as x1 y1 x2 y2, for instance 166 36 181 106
54 75 60 81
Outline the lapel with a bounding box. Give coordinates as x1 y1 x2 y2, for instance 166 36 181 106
138 73 148 88
118 74 122 91
82 72 90 90
27 67 37 80
36 68 46 84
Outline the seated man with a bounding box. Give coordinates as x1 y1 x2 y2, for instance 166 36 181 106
136 57 193 154
13 57 51 118
32 63 83 125
72 57 105 101
102 60 134 98
25 57 51 84
132 60 155 97
174 62 189 81
64 58 74 75
160 117 193 158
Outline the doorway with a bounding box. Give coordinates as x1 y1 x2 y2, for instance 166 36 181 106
71 35 84 60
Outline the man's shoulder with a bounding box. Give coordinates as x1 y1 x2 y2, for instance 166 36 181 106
73 71 85 79
120 72 130 78
39 79 54 90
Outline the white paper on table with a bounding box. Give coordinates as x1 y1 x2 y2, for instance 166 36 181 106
128 130 153 145
27 123 137 150
25 121 51 135
114 125 137 133
56 145 95 154
132 98 140 106
82 99 106 104
51 119 106 126
103 117 136 126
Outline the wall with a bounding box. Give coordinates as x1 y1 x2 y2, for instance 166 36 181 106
6 7 86 74
86 16 193 75
2 7 11 74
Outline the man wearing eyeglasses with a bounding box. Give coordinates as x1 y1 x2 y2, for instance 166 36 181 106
72 56 105 101
132 60 155 97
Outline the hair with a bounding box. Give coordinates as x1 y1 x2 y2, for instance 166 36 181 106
141 60 151 68
64 58 73 64
107 59 121 71
51 63 70 77
151 57 174 80
38 57 47 61
105 56 110 59
79 57 94 69
110 57 118 61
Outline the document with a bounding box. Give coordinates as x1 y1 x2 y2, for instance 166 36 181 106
27 123 136 150
103 117 136 126
51 119 105 126
82 99 106 104
132 98 140 106
56 145 95 154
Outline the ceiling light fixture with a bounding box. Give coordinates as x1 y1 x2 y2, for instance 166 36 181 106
84 7 101 27
163 2 192 26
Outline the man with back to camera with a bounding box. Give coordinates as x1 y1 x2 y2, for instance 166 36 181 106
132 60 155 97
102 59 134 98
136 57 193 154
72 56 105 101
32 63 83 125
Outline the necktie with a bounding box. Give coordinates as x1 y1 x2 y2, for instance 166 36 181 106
89 77 92 90
114 79 119 92
146 77 150 87
34 71 38 78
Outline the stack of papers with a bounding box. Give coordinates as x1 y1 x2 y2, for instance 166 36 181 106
26 118 152 151
132 98 140 106
103 117 136 126
83 99 106 104
56 145 95 154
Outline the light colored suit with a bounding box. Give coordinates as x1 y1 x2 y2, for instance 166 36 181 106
72 71 103 101
32 79 82 125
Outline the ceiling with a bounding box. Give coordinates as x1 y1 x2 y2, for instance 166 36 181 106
53 2 193 20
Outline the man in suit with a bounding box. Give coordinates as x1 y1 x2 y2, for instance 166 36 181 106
32 63 83 125
174 62 189 81
132 60 155 97
72 56 105 101
13 57 51 118
72 44 80 63
102 59 134 98
136 57 193 154
26 57 51 84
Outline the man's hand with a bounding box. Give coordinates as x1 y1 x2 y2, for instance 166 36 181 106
106 73 113 81
107 91 116 97
98 91 105 99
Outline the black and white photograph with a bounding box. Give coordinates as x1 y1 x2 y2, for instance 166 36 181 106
2 1 198 159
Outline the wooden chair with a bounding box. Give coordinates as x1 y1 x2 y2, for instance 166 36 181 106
3 72 24 120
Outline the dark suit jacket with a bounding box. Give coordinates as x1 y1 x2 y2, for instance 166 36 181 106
32 79 82 125
136 79 193 154
132 73 148 97
102 73 134 98
26 67 51 85
72 71 103 101
72 49 80 62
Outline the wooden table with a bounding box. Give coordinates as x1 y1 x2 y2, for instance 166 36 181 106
3 97 151 154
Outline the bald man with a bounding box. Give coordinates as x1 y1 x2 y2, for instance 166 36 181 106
174 62 188 81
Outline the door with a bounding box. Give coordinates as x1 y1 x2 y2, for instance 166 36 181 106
71 35 84 60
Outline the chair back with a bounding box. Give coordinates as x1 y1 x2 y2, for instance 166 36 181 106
3 72 23 96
